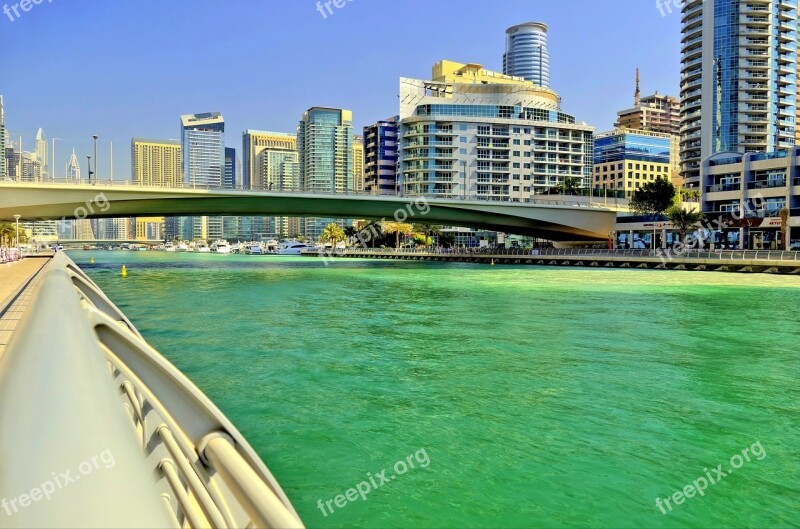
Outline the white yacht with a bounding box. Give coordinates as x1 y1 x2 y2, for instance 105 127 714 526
176 242 189 253
196 241 211 253
164 242 176 252
211 240 231 254
277 241 311 255
245 244 264 255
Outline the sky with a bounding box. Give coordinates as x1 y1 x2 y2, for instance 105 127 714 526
0 0 681 180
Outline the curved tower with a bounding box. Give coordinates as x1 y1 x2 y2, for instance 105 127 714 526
503 22 550 88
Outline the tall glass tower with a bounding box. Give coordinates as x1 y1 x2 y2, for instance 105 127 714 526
680 0 799 187
503 22 550 88
180 112 225 241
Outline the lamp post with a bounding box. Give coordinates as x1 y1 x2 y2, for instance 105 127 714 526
13 214 20 257
87 155 92 184
92 135 98 183
51 137 62 181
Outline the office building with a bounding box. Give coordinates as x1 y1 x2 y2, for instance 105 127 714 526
224 147 237 189
503 22 550 87
181 112 225 241
680 0 799 189
593 129 672 198
131 139 182 186
243 130 297 190
399 60 594 200
363 117 399 195
297 107 353 240
260 143 300 238
6 148 42 182
135 217 164 241
0 96 6 181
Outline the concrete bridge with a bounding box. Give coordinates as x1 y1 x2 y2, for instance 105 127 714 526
0 181 625 241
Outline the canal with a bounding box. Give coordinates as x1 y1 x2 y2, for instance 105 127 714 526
73 251 800 529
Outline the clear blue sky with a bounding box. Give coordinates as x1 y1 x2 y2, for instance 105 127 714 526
0 0 681 180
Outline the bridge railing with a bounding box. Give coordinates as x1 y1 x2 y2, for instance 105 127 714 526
0 253 304 528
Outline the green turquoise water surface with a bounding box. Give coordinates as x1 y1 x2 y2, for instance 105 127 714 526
72 251 800 529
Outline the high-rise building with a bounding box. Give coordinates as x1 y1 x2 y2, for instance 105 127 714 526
260 143 300 238
242 130 297 190
6 148 42 182
297 108 353 240
224 147 237 189
352 135 364 192
67 149 81 180
680 0 799 188
503 22 550 88
181 112 225 241
131 138 182 186
399 60 594 199
0 96 6 181
35 128 48 180
363 117 399 195
593 129 673 198
135 217 164 241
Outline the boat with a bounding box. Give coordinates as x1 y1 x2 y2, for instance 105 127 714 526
212 240 231 254
277 241 311 255
245 243 264 255
196 241 211 253
164 242 176 252
176 242 189 253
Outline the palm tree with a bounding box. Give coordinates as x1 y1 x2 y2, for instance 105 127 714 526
320 222 346 249
381 221 414 249
0 224 14 247
555 177 581 196
779 207 790 250
666 206 703 245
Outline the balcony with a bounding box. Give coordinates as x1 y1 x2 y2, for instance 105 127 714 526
748 179 786 189
707 183 741 192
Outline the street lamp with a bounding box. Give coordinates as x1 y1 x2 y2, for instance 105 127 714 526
13 214 20 256
92 135 99 183
87 155 92 183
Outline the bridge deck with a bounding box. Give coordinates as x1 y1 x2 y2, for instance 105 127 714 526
0 257 51 355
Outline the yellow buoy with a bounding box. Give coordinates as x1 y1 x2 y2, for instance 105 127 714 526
121 265 128 278
90 257 95 264
491 259 495 266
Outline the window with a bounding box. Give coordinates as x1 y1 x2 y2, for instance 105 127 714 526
460 137 467 143
513 139 521 145
513 163 520 168
513 127 521 133
460 148 467 155
460 124 468 131
513 151 521 156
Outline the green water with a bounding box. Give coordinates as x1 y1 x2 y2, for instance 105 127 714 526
72 251 799 529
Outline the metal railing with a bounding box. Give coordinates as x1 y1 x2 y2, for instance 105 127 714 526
309 247 800 262
0 253 304 528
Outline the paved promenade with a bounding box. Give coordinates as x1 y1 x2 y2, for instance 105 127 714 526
0 257 51 355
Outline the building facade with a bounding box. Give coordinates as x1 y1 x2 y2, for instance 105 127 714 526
593 129 673 198
503 22 550 88
297 107 353 240
363 117 399 195
131 139 182 186
181 112 225 241
703 149 800 250
398 61 594 201
35 128 47 180
680 0 800 189
67 149 81 180
1 96 6 181
242 130 297 190
352 135 364 192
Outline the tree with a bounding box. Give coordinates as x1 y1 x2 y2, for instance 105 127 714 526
320 223 346 249
780 207 790 250
680 188 701 202
0 224 14 247
631 177 676 215
381 221 413 249
666 205 703 245
438 232 456 248
555 177 582 196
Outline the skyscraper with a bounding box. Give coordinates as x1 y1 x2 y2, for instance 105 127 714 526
297 108 353 240
503 22 550 88
35 128 48 180
67 149 81 180
680 0 799 187
181 112 225 241
363 117 399 195
131 138 182 186
260 140 300 238
352 135 364 192
224 147 237 189
0 96 5 181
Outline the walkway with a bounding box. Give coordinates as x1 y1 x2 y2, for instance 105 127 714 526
0 256 51 356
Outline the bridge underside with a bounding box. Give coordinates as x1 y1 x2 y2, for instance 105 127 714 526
0 184 615 241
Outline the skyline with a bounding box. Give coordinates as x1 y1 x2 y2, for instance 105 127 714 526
0 0 681 181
